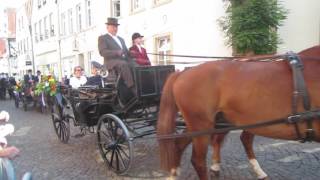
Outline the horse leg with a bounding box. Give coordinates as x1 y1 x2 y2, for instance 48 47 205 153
167 136 192 180
191 135 210 180
210 132 228 176
240 131 268 180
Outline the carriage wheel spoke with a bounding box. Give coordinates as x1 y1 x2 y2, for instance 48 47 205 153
118 145 130 159
115 150 120 171
110 149 116 167
116 147 128 168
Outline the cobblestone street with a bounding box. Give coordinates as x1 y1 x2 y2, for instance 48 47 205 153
1 99 320 180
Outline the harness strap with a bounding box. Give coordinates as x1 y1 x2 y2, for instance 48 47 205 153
285 52 313 142
156 110 320 140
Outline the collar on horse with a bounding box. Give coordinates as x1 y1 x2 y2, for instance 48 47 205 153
285 52 314 142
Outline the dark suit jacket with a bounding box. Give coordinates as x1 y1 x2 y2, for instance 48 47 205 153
98 33 131 70
129 45 151 66
24 74 36 84
85 75 103 87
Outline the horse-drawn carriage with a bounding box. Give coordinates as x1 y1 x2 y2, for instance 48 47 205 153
14 78 53 113
13 82 36 111
51 65 181 174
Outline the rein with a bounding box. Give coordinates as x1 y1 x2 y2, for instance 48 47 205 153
147 52 320 63
156 110 320 140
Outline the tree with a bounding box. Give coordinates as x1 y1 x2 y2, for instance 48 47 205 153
219 0 288 55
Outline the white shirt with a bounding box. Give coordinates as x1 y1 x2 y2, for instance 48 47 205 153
108 33 123 49
137 45 142 52
69 76 87 88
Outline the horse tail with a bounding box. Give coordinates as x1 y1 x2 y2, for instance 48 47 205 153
157 71 180 172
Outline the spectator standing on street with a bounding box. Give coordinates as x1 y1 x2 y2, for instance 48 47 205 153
69 66 87 88
129 33 151 66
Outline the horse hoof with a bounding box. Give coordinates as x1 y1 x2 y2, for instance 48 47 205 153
210 169 220 177
258 176 269 180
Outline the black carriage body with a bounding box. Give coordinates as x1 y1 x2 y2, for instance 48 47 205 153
51 65 179 174
134 65 175 101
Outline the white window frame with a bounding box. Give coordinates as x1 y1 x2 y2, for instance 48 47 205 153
85 0 92 27
34 23 38 42
61 12 66 36
154 33 172 65
68 9 73 34
39 20 43 41
49 13 54 37
111 0 121 17
44 16 48 39
153 0 172 7
76 3 82 32
131 0 144 12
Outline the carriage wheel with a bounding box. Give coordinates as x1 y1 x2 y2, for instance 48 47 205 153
97 114 133 175
51 101 70 143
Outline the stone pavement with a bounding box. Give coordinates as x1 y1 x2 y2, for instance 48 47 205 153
1 99 320 180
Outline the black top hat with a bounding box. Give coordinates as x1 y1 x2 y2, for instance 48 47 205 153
91 61 103 69
132 32 144 41
105 17 119 26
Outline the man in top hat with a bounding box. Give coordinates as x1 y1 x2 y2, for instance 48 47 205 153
98 17 135 92
129 33 151 66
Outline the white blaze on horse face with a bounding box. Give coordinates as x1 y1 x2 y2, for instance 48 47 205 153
249 159 267 179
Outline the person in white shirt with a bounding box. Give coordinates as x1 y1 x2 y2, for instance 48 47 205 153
69 66 87 88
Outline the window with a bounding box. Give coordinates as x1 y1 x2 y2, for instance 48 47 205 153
61 12 66 36
85 0 92 27
38 0 41 8
21 16 24 29
76 4 82 32
111 0 120 17
68 9 73 34
18 19 21 31
44 16 48 39
34 23 38 42
26 37 29 51
153 0 172 6
23 39 26 53
49 13 54 36
155 34 172 65
131 0 144 12
39 20 43 41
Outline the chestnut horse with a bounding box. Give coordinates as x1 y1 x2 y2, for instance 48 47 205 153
157 45 320 180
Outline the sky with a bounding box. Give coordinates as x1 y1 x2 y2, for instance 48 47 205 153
0 0 23 8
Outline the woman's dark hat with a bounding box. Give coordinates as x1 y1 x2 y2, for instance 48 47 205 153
105 17 119 26
132 33 144 41
91 61 103 69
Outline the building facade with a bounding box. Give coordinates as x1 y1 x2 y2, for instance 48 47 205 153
0 7 17 75
14 0 320 78
278 0 320 53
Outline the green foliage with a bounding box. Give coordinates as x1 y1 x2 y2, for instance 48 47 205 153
219 0 288 55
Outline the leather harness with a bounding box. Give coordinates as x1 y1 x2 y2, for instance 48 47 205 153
285 52 315 142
